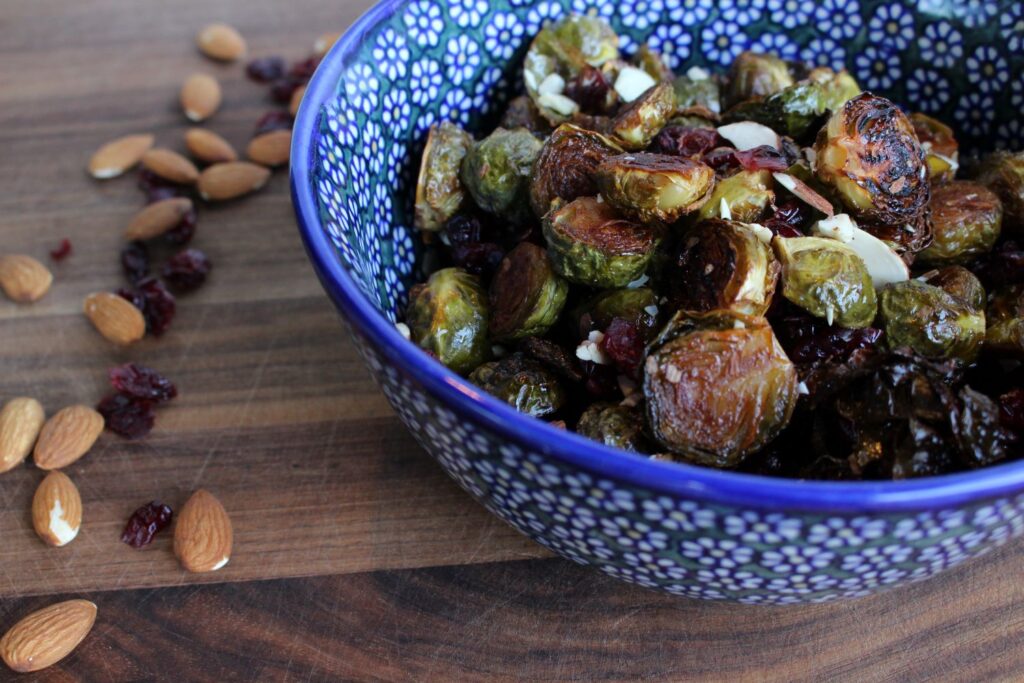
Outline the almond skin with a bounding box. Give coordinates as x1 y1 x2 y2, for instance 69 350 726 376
32 471 82 547
174 489 233 573
180 73 222 122
33 405 104 470
124 197 194 241
0 600 97 673
197 161 271 201
289 85 306 118
0 398 45 474
184 128 237 164
141 148 200 185
0 255 53 303
196 23 246 61
88 133 154 179
247 129 292 167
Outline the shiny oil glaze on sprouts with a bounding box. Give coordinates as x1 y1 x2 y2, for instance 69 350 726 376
405 14 1024 480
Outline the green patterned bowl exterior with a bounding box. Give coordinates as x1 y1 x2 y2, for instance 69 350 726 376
292 0 1024 603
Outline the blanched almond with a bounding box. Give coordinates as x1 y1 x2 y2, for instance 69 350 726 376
196 23 246 61
141 148 200 185
197 161 271 201
33 405 104 471
247 129 291 167
174 489 233 573
180 73 222 122
124 197 194 240
32 471 82 547
83 292 146 345
0 398 45 474
289 85 306 118
184 128 237 164
87 134 154 179
0 255 53 303
313 31 340 57
0 600 96 673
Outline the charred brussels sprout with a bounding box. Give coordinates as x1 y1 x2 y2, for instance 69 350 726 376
576 402 650 452
500 95 553 135
610 82 675 151
724 51 794 109
414 122 473 232
405 268 490 374
878 280 985 361
460 127 543 225
910 113 959 184
543 196 664 287
468 353 566 417
985 283 1024 357
530 123 623 218
921 266 986 312
774 236 877 328
918 182 1003 266
696 169 774 223
643 310 798 466
975 151 1024 235
594 152 715 224
672 72 722 115
489 242 568 341
571 287 660 340
723 69 861 139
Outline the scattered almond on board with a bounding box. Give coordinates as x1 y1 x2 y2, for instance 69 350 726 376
124 197 195 240
32 471 83 547
87 133 154 179
83 292 147 345
184 128 237 163
196 23 246 61
180 73 222 122
174 489 233 573
33 405 105 470
0 255 53 303
0 397 45 474
247 129 291 167
0 600 97 673
198 161 271 200
141 148 200 185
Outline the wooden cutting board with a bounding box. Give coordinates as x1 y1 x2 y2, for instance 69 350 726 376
1 1 1022 680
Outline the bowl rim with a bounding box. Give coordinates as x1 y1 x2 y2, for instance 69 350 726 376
290 0 1024 514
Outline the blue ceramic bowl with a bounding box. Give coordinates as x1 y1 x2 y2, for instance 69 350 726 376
292 0 1024 603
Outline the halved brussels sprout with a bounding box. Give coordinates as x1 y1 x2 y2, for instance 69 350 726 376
672 72 722 116
672 219 780 316
500 95 553 135
910 112 959 183
986 283 1024 357
594 152 715 224
414 122 473 232
610 82 675 150
468 352 566 417
488 242 569 341
774 235 877 328
576 402 650 452
530 123 624 218
975 151 1024 235
543 196 664 287
921 265 986 312
643 310 798 466
570 287 659 340
723 69 861 139
918 181 1003 266
724 51 794 109
696 169 774 223
878 280 985 361
460 127 543 225
632 45 672 83
405 267 490 374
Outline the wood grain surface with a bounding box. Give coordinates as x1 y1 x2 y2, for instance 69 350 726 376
0 1 1022 680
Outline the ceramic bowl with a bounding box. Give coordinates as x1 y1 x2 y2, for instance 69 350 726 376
291 0 1024 603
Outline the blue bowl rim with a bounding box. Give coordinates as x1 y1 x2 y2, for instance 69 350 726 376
290 0 1024 514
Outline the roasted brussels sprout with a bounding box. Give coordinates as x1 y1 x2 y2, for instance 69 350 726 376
610 82 675 151
910 113 958 183
594 152 715 224
460 127 543 225
405 267 490 374
489 242 568 341
543 196 664 287
918 182 1003 266
571 287 660 340
500 95 553 135
696 169 774 223
576 402 650 452
985 283 1024 357
724 51 794 109
774 236 877 328
975 151 1024 235
468 353 566 417
632 45 672 83
643 310 798 466
921 265 986 312
878 280 985 361
671 71 722 116
414 122 473 232
723 69 861 139
530 123 623 218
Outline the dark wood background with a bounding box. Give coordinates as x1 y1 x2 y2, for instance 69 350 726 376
1 1 1022 680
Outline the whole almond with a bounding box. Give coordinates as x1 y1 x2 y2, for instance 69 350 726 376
197 162 271 201
141 148 200 185
83 292 146 345
180 73 222 122
124 197 194 240
0 255 53 303
33 405 104 470
174 489 233 573
0 398 45 474
196 23 246 61
313 32 341 58
184 128 237 164
88 133 155 179
0 600 97 673
247 129 292 167
289 85 306 118
32 471 82 547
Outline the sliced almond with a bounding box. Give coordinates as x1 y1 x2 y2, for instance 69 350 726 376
289 85 306 118
124 197 194 241
180 73 222 122
0 600 96 673
32 471 82 547
197 161 271 201
0 398 45 474
83 292 146 345
87 134 155 179
247 129 291 167
33 405 104 470
184 128 237 164
0 255 53 303
141 148 200 185
717 121 781 151
174 489 233 573
313 31 340 58
773 172 834 216
196 23 246 61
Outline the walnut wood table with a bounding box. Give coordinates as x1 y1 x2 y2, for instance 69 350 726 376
1 1 1022 680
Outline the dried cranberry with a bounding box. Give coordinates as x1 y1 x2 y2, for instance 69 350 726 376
564 65 610 113
601 318 645 375
443 214 483 247
109 363 177 403
734 145 791 172
580 361 619 398
254 110 294 135
120 278 176 336
1000 389 1024 434
164 208 197 246
269 78 303 105
451 242 504 278
763 199 809 237
246 55 286 82
774 313 884 365
121 501 174 549
120 242 150 285
49 238 72 261
971 241 1024 289
289 56 321 82
652 126 722 157
97 393 156 439
162 248 211 291
138 169 187 202
702 147 742 175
